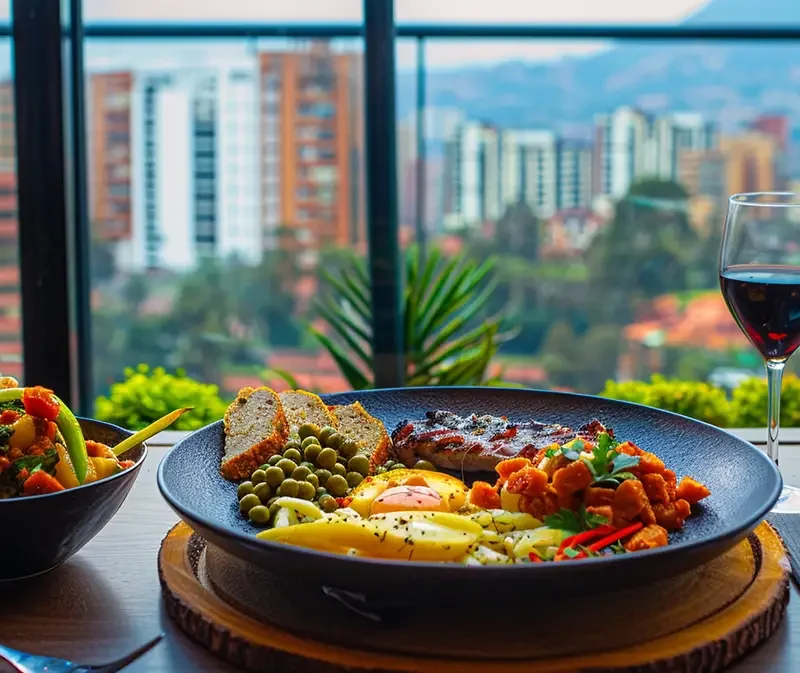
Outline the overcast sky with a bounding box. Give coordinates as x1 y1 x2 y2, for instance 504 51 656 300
0 0 712 70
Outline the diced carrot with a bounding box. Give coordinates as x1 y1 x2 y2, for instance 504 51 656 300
552 460 593 496
495 457 532 484
118 460 135 470
23 470 65 495
584 486 615 507
638 451 666 475
469 481 501 509
506 466 549 497
625 524 669 551
0 409 19 425
676 476 711 505
640 473 670 504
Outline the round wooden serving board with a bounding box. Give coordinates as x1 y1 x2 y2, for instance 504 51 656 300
159 521 790 673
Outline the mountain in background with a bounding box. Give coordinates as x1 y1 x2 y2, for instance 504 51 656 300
397 0 800 149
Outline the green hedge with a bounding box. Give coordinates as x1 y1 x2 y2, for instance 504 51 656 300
94 366 792 431
601 374 800 428
94 364 228 431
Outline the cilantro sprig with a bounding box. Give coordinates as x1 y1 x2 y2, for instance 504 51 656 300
584 432 640 487
544 505 609 533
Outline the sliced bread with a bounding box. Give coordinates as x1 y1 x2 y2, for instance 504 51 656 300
222 386 289 481
279 390 337 433
330 401 391 473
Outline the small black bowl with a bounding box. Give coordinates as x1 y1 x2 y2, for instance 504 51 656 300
0 417 147 581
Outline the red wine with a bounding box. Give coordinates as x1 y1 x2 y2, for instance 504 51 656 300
720 265 800 360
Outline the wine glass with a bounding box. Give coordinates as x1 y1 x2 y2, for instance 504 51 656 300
720 192 800 512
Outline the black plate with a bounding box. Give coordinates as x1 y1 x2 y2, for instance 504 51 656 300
157 387 782 603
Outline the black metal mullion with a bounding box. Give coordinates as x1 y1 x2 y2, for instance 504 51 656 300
67 0 92 414
415 37 426 260
12 0 74 405
364 0 403 388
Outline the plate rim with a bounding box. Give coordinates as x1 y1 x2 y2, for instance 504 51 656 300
157 386 783 574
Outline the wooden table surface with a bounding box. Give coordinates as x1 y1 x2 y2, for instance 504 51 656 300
1 432 799 672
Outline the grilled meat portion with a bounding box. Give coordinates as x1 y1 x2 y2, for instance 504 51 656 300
391 410 611 472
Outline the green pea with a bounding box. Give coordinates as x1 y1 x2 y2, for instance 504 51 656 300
305 473 320 489
332 463 347 478
283 448 303 463
339 439 359 457
346 472 364 488
239 493 261 515
347 455 371 477
283 440 302 453
248 505 271 525
301 436 321 451
326 474 349 497
277 458 298 476
267 496 279 508
277 478 299 498
300 460 316 471
337 455 348 465
265 466 285 488
318 426 337 445
267 454 283 466
298 423 321 440
319 494 338 512
375 466 386 474
297 481 316 500
251 469 267 485
237 481 255 499
391 463 405 470
413 459 436 471
292 465 312 482
317 448 338 470
383 460 395 469
315 487 328 499
254 482 272 503
258 463 270 471
268 502 282 519
325 432 343 450
303 443 322 464
314 468 332 484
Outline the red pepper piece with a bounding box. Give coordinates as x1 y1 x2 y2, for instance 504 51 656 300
587 522 644 553
557 525 614 555
22 386 60 421
528 552 543 563
23 470 65 495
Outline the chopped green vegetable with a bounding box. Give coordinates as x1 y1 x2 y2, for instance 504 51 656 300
0 425 12 449
53 396 88 484
582 431 641 485
544 505 609 533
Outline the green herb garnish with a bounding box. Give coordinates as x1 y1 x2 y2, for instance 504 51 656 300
583 432 640 485
9 448 59 477
544 505 609 533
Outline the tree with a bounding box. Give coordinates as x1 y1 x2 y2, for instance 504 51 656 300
90 239 117 284
579 325 622 393
585 179 701 325
494 201 540 259
540 321 580 389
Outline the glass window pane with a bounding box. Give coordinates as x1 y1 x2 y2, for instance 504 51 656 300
0 39 21 381
87 38 366 408
84 0 362 22
395 0 788 25
415 39 793 404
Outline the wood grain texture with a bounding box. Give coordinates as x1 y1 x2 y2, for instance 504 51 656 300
158 521 790 673
0 445 798 673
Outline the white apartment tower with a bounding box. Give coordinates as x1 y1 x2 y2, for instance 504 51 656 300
116 64 261 273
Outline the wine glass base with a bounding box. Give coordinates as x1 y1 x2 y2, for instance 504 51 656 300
771 484 800 513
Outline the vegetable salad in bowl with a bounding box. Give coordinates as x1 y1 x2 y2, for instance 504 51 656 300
0 378 187 499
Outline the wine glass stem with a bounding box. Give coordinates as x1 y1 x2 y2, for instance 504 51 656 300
766 359 785 466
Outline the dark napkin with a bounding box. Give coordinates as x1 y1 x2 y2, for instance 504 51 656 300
766 513 800 588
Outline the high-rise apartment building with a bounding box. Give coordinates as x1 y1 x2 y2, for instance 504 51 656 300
258 44 364 257
556 140 593 211
90 65 262 272
594 108 715 198
442 122 502 230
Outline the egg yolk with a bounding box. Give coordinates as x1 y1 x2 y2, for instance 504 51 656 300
369 485 449 515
